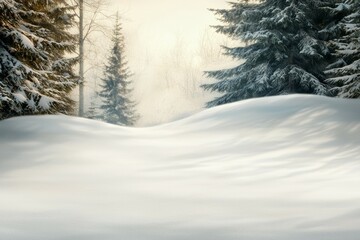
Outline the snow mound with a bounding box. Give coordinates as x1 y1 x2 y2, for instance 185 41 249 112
0 94 360 240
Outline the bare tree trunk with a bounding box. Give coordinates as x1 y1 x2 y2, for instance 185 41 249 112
78 0 84 116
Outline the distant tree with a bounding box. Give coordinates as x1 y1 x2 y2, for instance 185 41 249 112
325 0 360 98
99 14 138 126
0 0 77 119
85 92 99 119
202 0 333 107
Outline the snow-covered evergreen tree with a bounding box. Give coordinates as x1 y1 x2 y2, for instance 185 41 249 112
85 93 99 119
202 0 333 107
325 0 360 98
0 0 77 119
99 14 138 126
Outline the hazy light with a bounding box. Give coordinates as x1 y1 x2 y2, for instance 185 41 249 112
83 0 233 126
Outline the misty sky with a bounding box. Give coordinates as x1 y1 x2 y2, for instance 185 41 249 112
84 0 233 126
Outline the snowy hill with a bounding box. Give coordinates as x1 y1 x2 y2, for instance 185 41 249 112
0 95 360 240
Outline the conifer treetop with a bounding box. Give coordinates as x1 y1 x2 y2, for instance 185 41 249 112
203 0 332 107
98 13 138 126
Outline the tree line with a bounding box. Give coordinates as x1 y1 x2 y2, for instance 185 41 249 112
0 0 359 126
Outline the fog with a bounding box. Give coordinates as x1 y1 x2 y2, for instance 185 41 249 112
80 0 236 126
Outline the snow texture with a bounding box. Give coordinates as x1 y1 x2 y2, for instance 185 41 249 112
0 95 360 240
325 0 360 98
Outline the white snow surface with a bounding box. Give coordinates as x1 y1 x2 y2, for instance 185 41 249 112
0 95 360 240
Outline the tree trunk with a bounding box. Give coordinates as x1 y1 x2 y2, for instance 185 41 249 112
79 0 85 116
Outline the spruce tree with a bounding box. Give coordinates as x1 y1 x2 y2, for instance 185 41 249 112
202 0 333 107
99 14 138 126
0 0 77 119
325 0 360 98
85 93 99 119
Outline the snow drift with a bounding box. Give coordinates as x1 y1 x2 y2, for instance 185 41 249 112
0 95 360 240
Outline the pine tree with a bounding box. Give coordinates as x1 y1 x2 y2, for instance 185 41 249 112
325 0 360 98
99 14 138 126
85 93 99 119
0 0 77 119
202 0 333 107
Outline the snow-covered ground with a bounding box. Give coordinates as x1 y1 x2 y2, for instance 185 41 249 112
0 95 360 240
